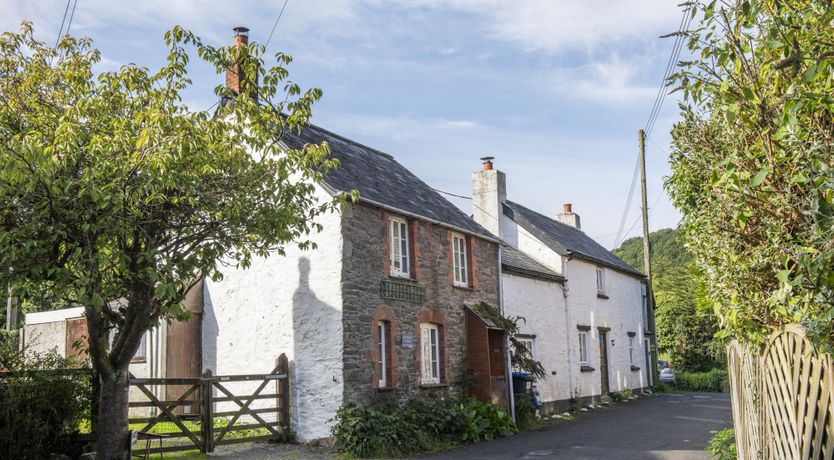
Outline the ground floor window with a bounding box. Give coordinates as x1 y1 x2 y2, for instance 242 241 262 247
378 321 390 387
578 331 589 364
628 335 635 365
513 335 535 371
420 323 441 384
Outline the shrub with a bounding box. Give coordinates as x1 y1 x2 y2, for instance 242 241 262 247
332 397 515 457
707 428 737 460
513 393 537 430
676 369 728 392
0 334 92 459
652 382 672 393
611 389 634 402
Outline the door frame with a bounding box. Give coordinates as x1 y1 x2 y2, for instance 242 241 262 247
598 327 611 395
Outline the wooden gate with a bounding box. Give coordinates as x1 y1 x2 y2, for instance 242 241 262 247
127 354 291 455
728 325 834 459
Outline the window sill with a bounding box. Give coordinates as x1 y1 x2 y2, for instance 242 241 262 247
419 383 449 389
580 365 595 373
597 293 609 300
630 365 641 372
389 273 413 281
452 284 474 291
131 358 147 364
377 386 395 392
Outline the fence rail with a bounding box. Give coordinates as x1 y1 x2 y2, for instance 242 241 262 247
126 353 291 455
728 325 834 459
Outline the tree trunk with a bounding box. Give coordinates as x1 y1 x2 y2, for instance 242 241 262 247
97 370 131 460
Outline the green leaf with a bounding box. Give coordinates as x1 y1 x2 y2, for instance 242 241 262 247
750 167 769 186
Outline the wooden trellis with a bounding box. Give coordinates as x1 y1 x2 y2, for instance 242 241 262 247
728 325 834 459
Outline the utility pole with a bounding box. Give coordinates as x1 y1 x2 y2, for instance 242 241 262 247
639 129 659 386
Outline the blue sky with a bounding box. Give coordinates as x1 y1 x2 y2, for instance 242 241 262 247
3 0 686 249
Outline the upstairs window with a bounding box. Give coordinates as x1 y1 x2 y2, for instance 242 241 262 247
452 233 468 287
578 331 589 364
596 267 606 295
389 217 410 278
420 323 441 384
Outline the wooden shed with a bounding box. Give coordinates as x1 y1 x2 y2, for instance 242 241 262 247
464 306 509 410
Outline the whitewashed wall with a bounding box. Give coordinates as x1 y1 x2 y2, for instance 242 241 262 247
502 273 571 407
565 258 648 398
203 188 344 441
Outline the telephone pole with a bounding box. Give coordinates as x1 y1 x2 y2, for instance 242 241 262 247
639 129 659 386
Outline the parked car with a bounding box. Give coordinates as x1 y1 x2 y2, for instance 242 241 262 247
658 360 675 386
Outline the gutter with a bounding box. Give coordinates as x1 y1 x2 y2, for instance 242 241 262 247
498 246 516 422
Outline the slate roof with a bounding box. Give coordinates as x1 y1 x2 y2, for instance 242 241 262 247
501 245 564 283
503 200 644 278
280 123 495 241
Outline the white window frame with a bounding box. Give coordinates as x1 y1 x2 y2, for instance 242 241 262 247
596 267 606 295
578 331 589 365
389 217 410 278
629 335 635 365
378 321 388 387
420 323 441 384
452 233 468 287
514 336 535 372
132 331 148 362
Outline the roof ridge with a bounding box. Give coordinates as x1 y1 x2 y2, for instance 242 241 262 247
505 200 587 234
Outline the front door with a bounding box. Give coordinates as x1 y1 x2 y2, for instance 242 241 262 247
599 332 610 394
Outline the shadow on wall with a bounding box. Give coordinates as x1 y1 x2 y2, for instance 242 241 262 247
292 257 342 439
202 284 218 376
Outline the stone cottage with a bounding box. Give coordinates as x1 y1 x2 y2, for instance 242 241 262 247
472 158 652 412
202 118 507 439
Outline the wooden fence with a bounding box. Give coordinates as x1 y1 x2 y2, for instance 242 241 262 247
728 325 834 459
127 353 291 456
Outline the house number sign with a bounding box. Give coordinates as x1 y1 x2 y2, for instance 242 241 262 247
400 332 415 348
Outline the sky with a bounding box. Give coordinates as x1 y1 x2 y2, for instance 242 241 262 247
3 0 688 249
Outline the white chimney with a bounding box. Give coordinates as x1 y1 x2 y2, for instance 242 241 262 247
556 203 581 229
472 157 505 238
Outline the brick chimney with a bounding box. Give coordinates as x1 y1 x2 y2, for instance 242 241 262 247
472 156 505 238
226 26 250 95
556 203 581 229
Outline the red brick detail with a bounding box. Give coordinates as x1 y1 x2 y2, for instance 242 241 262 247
371 306 398 389
416 308 447 384
447 231 455 286
467 237 478 289
409 219 420 280
383 213 391 277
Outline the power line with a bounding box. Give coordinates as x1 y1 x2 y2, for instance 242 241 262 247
433 188 472 200
265 0 290 50
65 0 79 38
613 3 692 249
54 0 72 49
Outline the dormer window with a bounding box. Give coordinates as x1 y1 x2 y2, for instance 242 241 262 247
389 217 410 278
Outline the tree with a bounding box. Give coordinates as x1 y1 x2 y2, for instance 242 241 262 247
614 228 723 371
0 23 346 458
667 1 834 349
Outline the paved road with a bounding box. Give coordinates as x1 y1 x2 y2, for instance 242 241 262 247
422 392 732 460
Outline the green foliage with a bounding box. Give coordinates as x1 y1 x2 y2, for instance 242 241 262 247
472 302 545 379
513 393 537 430
614 229 724 371
610 388 634 402
667 1 834 348
0 335 92 458
651 382 672 393
707 428 737 460
676 369 729 393
332 397 516 457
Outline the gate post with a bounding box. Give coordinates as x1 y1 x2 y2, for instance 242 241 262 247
277 354 290 441
201 369 214 453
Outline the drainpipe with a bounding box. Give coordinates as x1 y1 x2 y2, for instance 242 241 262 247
498 247 516 422
562 256 575 404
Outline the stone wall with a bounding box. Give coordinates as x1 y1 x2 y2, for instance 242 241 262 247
341 202 500 405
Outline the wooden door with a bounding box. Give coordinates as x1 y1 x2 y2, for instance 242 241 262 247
599 332 610 394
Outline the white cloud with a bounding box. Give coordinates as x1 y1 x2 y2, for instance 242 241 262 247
548 54 659 103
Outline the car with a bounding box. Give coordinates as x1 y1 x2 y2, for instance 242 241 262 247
657 360 676 386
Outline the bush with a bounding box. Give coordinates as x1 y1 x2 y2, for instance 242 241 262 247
610 389 634 402
513 393 536 430
707 428 737 460
676 369 728 392
332 397 516 457
0 334 92 459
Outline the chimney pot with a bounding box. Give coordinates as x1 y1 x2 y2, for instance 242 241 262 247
480 156 495 171
563 203 572 213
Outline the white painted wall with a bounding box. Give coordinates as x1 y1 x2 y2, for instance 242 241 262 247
502 273 570 407
565 258 649 398
203 186 344 441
